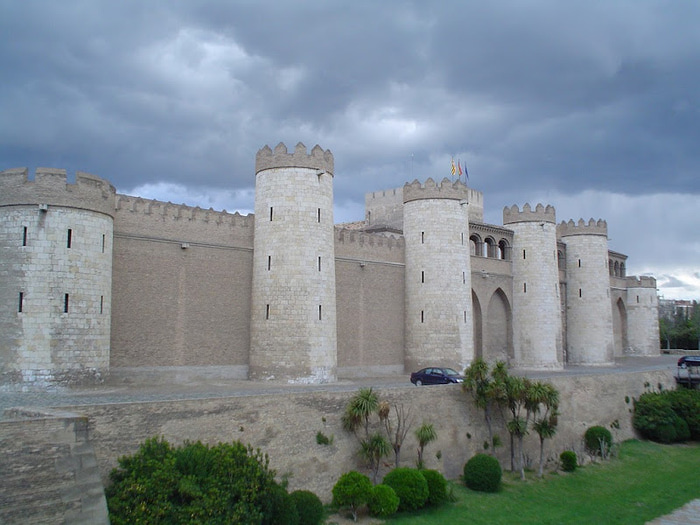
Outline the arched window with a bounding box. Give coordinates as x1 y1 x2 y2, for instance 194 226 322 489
609 259 614 276
469 234 481 257
614 261 620 277
620 263 626 277
558 250 566 270
484 237 495 258
498 239 510 260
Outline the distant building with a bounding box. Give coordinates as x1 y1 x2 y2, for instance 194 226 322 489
0 143 660 387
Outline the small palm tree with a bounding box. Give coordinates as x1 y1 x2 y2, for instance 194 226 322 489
361 432 392 483
343 387 379 439
415 422 437 469
532 382 559 477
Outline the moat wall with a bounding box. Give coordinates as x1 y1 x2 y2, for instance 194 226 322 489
0 367 671 522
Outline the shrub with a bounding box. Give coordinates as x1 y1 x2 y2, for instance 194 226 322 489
106 437 279 525
633 390 696 443
463 453 502 493
560 450 577 472
584 426 613 457
332 471 372 522
421 469 448 506
264 483 299 525
289 490 323 525
382 467 429 511
667 389 700 440
368 484 399 517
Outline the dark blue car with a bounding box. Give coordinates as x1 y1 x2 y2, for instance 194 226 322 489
410 367 464 386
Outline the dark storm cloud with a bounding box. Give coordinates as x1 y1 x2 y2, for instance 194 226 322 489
1 1 699 297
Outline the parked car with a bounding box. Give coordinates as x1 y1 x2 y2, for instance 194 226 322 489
677 355 700 368
410 367 464 386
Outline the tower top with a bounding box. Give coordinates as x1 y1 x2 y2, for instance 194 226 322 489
255 142 334 175
403 177 469 204
557 218 608 238
502 203 556 225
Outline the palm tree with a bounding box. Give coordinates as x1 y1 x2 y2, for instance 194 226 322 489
342 387 379 439
531 382 559 477
361 432 392 483
415 422 437 469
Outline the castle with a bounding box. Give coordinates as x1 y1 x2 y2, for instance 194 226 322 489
0 142 660 387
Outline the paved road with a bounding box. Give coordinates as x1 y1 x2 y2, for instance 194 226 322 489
0 355 682 418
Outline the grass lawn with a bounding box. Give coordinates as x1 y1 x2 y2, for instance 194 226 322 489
383 440 700 525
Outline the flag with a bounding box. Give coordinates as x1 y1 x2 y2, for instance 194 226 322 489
458 160 463 177
464 162 469 183
451 158 456 176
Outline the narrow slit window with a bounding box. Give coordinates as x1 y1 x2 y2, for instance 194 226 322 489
100 295 104 314
64 293 70 313
579 288 582 298
523 249 526 259
22 227 28 246
265 304 270 320
67 229 72 248
421 232 425 244
18 292 24 313
464 311 467 323
317 208 321 223
578 259 581 268
637 295 640 303
462 271 466 284
523 282 527 293
102 234 106 253
318 256 322 271
420 310 424 323
318 305 322 321
461 232 464 245
421 271 425 283
269 207 273 221
267 255 271 271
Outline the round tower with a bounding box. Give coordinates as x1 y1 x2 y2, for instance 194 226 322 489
0 168 115 387
503 203 563 369
249 142 337 383
403 178 473 372
625 276 660 356
558 219 614 365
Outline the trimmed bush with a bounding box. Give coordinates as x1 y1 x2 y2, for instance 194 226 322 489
332 471 372 522
382 467 429 511
632 390 698 444
560 450 577 472
289 490 323 525
584 426 613 456
463 453 502 493
421 469 448 506
264 484 299 525
368 484 399 518
667 389 700 440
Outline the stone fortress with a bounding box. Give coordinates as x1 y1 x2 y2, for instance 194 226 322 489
0 142 660 388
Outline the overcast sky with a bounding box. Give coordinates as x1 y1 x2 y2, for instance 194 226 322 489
2 1 698 300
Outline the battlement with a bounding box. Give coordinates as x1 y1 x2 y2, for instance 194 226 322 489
625 275 658 289
0 167 116 217
502 203 556 225
114 194 254 245
403 177 469 203
335 227 404 263
255 142 334 175
557 218 608 238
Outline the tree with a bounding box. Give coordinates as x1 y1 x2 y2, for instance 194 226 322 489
360 433 392 483
463 358 507 454
379 401 414 467
342 387 379 439
503 375 537 479
332 471 373 522
530 382 559 477
415 422 437 469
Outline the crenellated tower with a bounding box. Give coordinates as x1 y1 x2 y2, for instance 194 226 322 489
503 204 563 369
0 168 116 387
249 143 337 382
403 178 473 372
558 219 614 365
624 276 660 356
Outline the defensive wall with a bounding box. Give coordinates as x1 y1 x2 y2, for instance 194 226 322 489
0 366 675 522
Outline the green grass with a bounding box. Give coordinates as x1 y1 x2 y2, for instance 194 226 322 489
384 440 700 525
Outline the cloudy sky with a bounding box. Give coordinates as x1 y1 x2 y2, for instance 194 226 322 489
2 1 698 300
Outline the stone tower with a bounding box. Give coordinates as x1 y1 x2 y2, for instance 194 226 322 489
0 168 115 387
558 219 614 365
403 178 473 372
503 204 563 369
625 276 661 356
249 143 337 382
